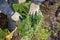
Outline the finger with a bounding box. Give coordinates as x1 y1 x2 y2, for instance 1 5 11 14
36 9 39 15
31 11 35 16
29 10 33 16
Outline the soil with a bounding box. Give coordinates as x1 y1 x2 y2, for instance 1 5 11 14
0 13 8 30
11 31 22 40
40 0 60 28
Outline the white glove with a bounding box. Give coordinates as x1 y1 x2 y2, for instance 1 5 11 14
29 3 40 15
11 12 21 22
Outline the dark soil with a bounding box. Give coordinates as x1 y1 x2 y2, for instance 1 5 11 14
0 13 8 30
11 31 22 40
40 0 60 28
40 0 60 40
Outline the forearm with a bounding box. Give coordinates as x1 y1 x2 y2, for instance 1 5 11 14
31 0 45 5
0 0 6 4
0 1 14 16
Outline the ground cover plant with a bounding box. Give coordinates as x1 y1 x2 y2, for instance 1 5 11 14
0 0 60 40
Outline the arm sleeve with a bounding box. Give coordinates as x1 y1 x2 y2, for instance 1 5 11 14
31 0 45 5
0 0 6 4
0 0 14 16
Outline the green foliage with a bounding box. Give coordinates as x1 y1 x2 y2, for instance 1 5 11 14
0 29 9 40
0 2 51 40
12 2 31 19
35 26 51 40
13 2 51 40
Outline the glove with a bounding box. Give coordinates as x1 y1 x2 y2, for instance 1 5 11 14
29 3 40 16
11 12 21 22
29 0 45 16
7 12 22 32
